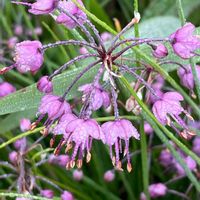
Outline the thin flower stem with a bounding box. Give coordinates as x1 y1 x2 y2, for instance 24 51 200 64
73 2 200 118
133 0 140 38
159 60 188 70
0 174 16 179
117 64 159 98
58 6 96 45
49 54 99 79
140 119 150 200
82 17 106 52
108 38 169 54
168 189 190 200
111 86 119 119
42 40 100 52
190 58 200 102
0 161 16 171
36 176 63 192
176 0 186 26
62 60 101 98
165 175 185 185
110 19 137 47
112 38 169 60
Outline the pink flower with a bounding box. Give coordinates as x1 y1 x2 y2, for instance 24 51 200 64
148 183 167 198
37 76 53 93
56 0 87 29
14 40 43 73
79 47 88 55
40 189 54 198
23 0 59 15
20 118 31 132
38 95 71 121
61 191 74 200
0 82 16 98
170 23 200 59
177 65 200 90
73 169 83 181
78 83 111 111
101 119 140 171
152 44 168 58
65 117 105 167
104 170 115 182
14 25 23 35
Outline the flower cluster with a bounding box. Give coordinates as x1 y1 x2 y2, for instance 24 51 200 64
1 0 200 175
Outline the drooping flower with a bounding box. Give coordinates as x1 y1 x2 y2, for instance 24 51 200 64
37 76 53 93
101 119 140 172
177 65 200 93
148 183 167 198
38 94 71 121
7 37 18 49
20 118 31 132
152 92 194 139
12 0 59 15
61 191 74 200
14 41 43 73
73 169 83 181
0 82 16 98
104 170 115 182
78 83 111 111
64 117 105 168
152 44 168 58
40 189 54 199
170 23 200 59
56 0 87 29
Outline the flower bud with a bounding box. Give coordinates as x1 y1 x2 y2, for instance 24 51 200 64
0 82 16 98
73 170 83 181
40 189 54 198
14 138 27 150
61 191 74 200
104 170 115 182
149 183 167 198
37 76 53 93
20 118 31 132
9 151 18 164
152 44 168 58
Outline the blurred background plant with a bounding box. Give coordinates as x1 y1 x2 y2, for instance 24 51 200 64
0 0 200 199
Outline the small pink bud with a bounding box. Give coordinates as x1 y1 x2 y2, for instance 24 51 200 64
152 44 168 58
9 151 18 164
0 82 16 98
14 138 27 150
20 118 31 132
79 47 88 55
40 189 54 198
144 122 153 135
14 25 23 35
149 183 167 198
7 37 18 49
104 170 115 182
61 191 74 200
37 76 53 93
73 169 83 181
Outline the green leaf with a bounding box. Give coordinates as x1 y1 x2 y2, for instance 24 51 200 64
143 0 200 20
